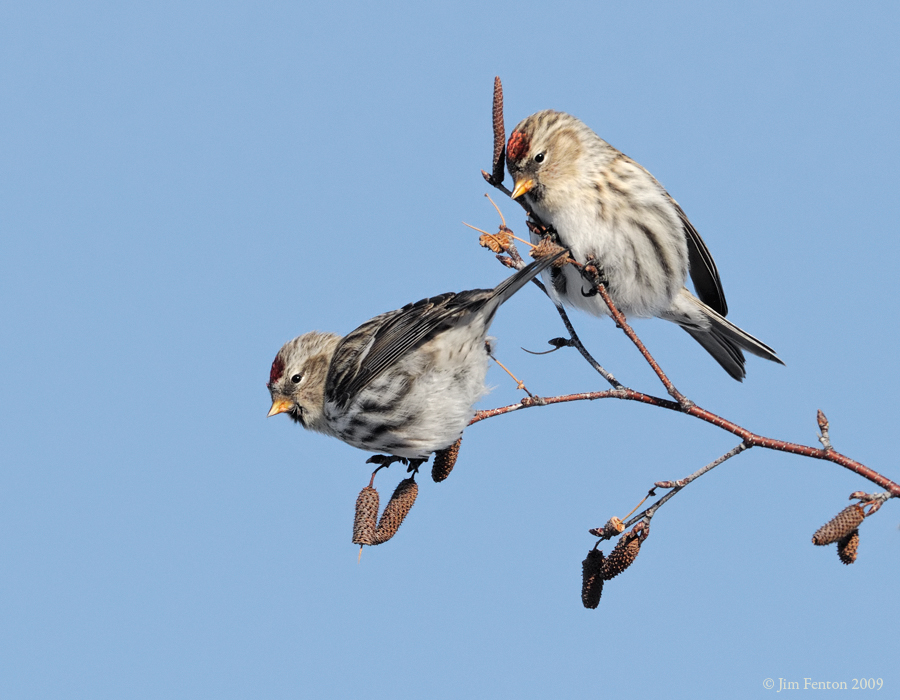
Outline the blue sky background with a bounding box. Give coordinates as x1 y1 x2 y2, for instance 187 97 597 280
2 2 898 698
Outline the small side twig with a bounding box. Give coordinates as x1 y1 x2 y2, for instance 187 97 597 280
488 349 535 398
593 283 690 408
529 276 623 390
635 442 751 527
551 298 622 390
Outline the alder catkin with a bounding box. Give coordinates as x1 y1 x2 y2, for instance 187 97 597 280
837 529 859 565
600 533 641 580
432 437 462 483
581 548 605 609
373 478 418 544
352 485 379 546
491 76 505 183
811 504 864 546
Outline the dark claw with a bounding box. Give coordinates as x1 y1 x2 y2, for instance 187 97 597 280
579 257 607 297
366 454 412 475
525 222 560 244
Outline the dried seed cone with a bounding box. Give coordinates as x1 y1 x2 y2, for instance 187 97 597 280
373 478 419 544
837 529 859 565
600 534 641 580
479 231 512 254
530 237 570 266
812 504 865 546
581 548 605 609
352 485 379 546
432 437 462 483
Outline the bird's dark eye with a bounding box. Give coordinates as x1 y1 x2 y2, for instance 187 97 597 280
291 374 303 384
534 152 545 163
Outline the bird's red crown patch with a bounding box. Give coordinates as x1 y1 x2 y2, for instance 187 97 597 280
507 130 530 162
268 355 285 388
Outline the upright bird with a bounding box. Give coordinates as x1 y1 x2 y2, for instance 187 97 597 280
267 251 566 460
506 109 782 381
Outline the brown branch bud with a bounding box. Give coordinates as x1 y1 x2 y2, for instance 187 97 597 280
811 504 865 546
863 500 885 516
816 410 834 452
352 485 380 546
600 532 642 580
850 491 875 501
491 77 505 185
519 395 545 407
496 254 518 271
589 517 625 539
849 491 889 517
373 478 418 544
525 219 550 238
432 437 462 483
817 409 833 451
581 548 605 609
837 529 859 565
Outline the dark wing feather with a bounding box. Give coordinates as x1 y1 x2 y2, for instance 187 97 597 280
671 197 729 317
325 290 491 409
325 252 565 409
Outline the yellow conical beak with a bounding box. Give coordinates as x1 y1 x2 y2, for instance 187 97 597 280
267 398 293 417
510 177 534 200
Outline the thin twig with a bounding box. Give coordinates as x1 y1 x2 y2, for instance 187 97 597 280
594 283 689 407
546 294 623 390
625 442 751 528
498 253 623 389
488 350 534 397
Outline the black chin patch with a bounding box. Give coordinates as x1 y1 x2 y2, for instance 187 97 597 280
289 406 305 427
